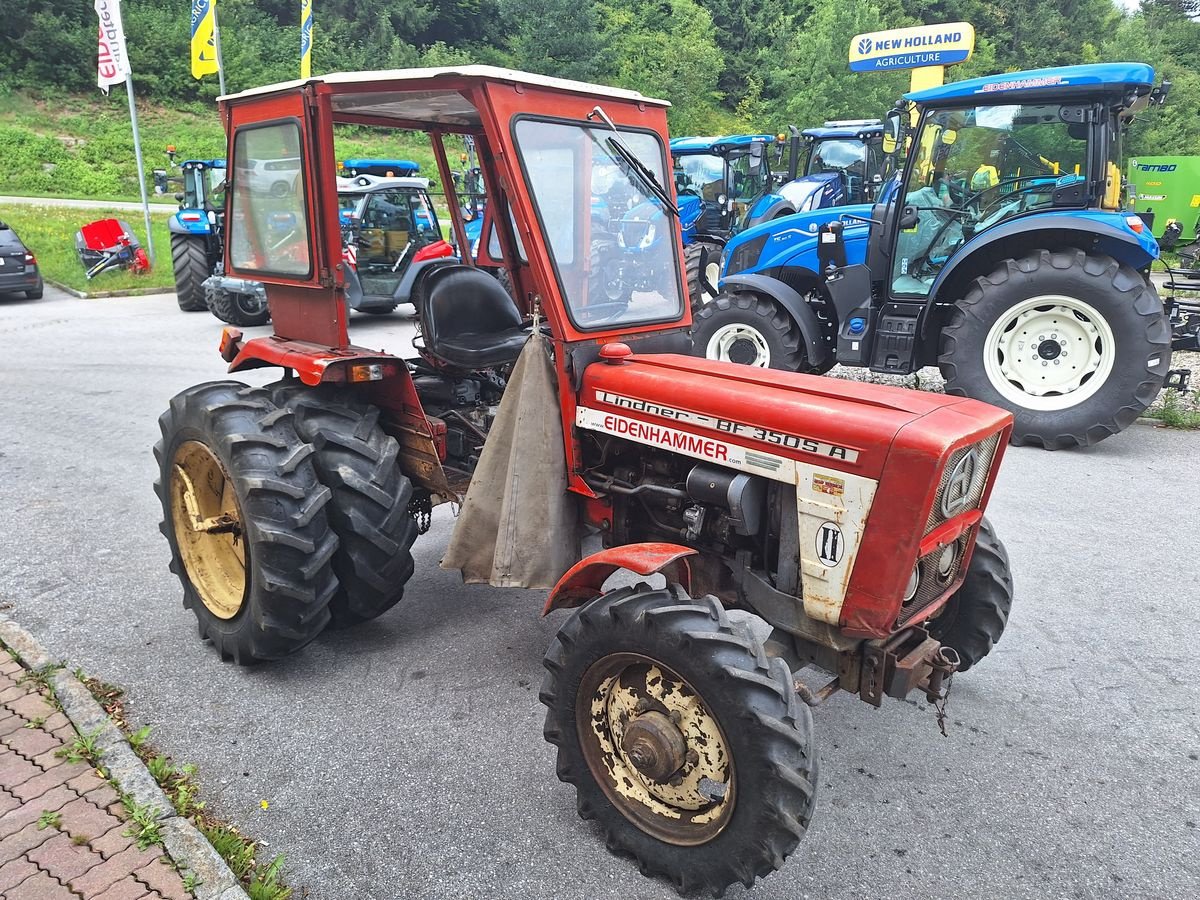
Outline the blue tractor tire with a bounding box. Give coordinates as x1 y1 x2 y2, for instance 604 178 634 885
939 249 1170 449
171 234 210 312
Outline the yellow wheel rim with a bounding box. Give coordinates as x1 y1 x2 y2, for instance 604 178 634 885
577 653 735 846
170 440 248 620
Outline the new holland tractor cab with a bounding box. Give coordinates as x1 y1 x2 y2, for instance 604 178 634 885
156 66 1017 895
168 157 227 312
695 63 1176 450
778 120 892 211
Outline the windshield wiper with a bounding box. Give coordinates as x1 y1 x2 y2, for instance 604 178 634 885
588 106 679 218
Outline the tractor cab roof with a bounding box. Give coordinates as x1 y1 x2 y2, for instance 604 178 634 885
906 62 1156 107
340 158 419 174
335 174 431 193
670 134 774 156
220 65 669 126
181 159 225 168
802 122 884 141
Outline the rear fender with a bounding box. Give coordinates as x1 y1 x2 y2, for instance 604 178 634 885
542 544 697 614
720 272 830 367
168 212 213 236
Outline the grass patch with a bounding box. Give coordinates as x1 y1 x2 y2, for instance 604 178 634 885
1145 388 1200 429
0 205 175 293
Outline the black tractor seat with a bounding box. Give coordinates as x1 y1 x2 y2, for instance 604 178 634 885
420 265 529 369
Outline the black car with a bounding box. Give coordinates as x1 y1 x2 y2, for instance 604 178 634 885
0 220 44 299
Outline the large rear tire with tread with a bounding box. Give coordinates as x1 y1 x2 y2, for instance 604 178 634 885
154 381 337 663
691 291 806 370
269 383 417 628
208 290 270 327
939 249 1170 449
926 517 1012 672
171 233 210 312
541 585 817 896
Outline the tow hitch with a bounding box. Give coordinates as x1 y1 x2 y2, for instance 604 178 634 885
859 627 961 712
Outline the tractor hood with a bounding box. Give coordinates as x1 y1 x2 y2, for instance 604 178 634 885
778 173 842 213
577 351 1011 483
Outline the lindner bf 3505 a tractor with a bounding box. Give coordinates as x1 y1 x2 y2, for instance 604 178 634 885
156 68 1015 896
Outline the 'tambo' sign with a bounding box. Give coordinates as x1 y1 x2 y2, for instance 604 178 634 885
849 23 975 72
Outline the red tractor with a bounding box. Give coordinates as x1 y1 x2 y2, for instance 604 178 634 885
156 67 1015 895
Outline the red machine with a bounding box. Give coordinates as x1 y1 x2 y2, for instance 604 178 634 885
155 68 1015 895
74 218 150 279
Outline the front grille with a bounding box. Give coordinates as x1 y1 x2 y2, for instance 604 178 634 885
926 432 1001 533
897 527 973 627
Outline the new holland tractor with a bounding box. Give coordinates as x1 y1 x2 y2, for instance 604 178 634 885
168 157 226 312
156 67 1016 895
694 63 1177 450
778 120 893 211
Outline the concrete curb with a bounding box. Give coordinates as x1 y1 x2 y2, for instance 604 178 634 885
0 615 249 900
45 279 174 300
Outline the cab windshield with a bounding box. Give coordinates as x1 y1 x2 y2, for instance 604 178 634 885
892 103 1090 296
673 153 725 202
515 119 682 330
807 138 868 177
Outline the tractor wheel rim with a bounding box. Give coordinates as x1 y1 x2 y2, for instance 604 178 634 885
236 294 265 316
983 294 1116 411
169 440 248 620
707 323 770 367
577 652 735 846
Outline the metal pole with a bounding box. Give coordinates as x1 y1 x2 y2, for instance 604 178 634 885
212 4 227 96
124 76 155 264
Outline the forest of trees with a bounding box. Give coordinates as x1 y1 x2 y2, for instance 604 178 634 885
1 0 1198 153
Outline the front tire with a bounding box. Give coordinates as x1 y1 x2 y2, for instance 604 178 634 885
171 233 210 312
683 241 721 310
926 517 1012 672
541 586 817 896
939 249 1170 449
270 384 417 628
691 291 806 370
153 382 337 663
209 290 270 327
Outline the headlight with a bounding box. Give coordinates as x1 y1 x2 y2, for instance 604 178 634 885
904 564 919 603
638 222 657 249
935 543 956 579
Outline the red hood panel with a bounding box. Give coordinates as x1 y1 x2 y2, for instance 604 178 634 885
580 353 1004 480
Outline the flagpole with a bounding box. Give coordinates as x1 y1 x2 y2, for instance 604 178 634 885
124 76 155 264
212 4 227 96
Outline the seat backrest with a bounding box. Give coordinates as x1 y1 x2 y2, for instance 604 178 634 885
422 265 523 346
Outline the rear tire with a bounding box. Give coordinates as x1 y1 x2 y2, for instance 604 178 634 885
154 381 337 663
926 517 1012 672
171 233 210 312
209 290 270 327
270 383 418 628
541 585 817 896
939 249 1170 449
691 291 806 370
358 305 397 315
26 281 43 300
683 241 720 310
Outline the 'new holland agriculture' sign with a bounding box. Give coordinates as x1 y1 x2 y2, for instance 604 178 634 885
849 23 975 72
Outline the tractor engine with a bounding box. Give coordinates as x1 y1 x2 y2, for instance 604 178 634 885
584 442 769 560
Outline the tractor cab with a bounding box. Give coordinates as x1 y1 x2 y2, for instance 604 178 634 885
670 134 778 237
778 120 889 210
216 66 688 436
169 159 226 237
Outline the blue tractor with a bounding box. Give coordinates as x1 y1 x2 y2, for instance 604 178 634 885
693 63 1177 449
167 158 226 312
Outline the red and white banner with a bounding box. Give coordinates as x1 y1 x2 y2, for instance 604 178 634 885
95 0 132 94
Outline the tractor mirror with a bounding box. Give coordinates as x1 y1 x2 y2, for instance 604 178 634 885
884 108 903 153
174 192 185 203
748 142 764 173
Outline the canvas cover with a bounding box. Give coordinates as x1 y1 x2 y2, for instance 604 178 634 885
441 332 581 588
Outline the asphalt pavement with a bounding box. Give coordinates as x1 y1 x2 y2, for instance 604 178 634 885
0 285 1197 899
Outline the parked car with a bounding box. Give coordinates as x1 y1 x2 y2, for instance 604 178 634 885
0 220 44 300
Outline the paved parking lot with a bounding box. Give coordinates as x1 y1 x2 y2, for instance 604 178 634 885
0 286 1197 899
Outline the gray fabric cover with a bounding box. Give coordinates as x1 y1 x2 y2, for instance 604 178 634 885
440 331 581 588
